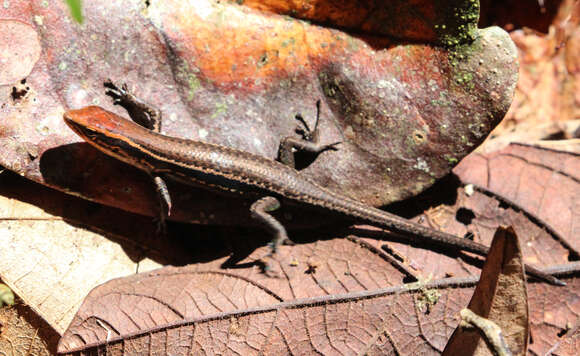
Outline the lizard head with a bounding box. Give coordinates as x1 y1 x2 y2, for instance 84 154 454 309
63 106 155 171
63 106 137 136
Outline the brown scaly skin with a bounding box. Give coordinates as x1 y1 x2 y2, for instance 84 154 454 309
62 81 563 286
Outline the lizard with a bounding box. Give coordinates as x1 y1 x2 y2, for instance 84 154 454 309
62 80 563 285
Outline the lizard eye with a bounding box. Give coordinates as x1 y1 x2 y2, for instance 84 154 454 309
85 131 98 140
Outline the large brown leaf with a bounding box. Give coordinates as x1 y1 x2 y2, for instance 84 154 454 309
56 258 578 354
0 0 517 224
57 267 476 354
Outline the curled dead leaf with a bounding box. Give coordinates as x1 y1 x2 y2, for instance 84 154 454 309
443 226 529 356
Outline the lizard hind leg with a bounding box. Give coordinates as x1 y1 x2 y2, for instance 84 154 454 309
250 196 294 272
278 100 341 169
151 175 172 235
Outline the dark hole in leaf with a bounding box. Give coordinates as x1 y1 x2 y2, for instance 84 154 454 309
402 275 416 284
11 85 28 101
557 328 568 337
456 207 475 225
257 53 268 68
463 231 474 240
413 130 426 143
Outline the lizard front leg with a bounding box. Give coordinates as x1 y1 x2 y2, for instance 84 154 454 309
104 79 162 131
104 80 170 233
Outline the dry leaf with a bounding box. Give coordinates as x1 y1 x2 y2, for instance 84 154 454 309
57 268 478 355
443 226 529 356
0 172 163 333
494 0 580 134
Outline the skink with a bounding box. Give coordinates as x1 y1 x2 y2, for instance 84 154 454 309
62 81 563 285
